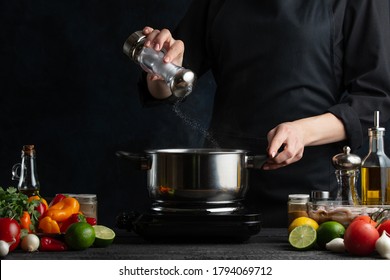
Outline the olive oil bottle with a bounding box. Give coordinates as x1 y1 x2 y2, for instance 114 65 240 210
12 145 41 197
361 111 390 205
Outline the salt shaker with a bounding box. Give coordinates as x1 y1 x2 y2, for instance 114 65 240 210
332 146 361 205
123 31 196 98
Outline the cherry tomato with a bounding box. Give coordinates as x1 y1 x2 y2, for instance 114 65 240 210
0 218 21 252
377 220 390 236
344 220 379 256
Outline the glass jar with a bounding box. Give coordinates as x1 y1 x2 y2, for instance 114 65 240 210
66 194 98 220
287 194 310 225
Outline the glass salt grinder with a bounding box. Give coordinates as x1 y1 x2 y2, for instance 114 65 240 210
12 145 41 197
361 111 390 205
332 146 361 205
123 31 196 98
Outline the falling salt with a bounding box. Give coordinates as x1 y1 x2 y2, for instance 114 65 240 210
172 98 219 148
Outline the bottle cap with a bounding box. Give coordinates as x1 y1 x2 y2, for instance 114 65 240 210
332 146 361 170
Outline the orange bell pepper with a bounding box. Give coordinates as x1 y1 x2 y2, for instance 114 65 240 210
45 197 80 222
39 216 60 234
20 211 32 232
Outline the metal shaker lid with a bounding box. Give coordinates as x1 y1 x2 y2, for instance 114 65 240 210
332 146 361 170
311 190 330 201
123 31 146 62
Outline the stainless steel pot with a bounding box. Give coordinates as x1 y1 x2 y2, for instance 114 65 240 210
116 149 267 211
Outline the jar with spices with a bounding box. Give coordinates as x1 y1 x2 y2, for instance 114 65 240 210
287 194 309 225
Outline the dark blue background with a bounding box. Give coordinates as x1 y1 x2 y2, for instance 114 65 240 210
0 0 388 227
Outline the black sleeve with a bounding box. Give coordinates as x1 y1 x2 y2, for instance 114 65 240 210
328 0 390 150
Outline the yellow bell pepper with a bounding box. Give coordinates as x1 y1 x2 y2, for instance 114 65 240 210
39 216 60 234
45 197 80 222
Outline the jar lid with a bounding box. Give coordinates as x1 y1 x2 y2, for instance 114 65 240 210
288 194 310 201
311 190 330 200
332 146 361 170
66 194 97 202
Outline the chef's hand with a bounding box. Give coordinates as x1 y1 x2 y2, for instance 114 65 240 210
142 26 185 99
263 113 347 170
263 122 305 170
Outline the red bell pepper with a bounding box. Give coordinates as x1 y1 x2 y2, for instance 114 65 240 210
60 213 86 233
86 217 97 226
39 236 68 251
49 193 67 207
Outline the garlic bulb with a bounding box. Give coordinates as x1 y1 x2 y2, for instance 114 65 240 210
375 230 390 259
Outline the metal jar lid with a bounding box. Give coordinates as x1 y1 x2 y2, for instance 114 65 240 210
311 190 330 201
332 146 361 170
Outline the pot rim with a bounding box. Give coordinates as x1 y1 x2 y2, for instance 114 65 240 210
144 148 249 155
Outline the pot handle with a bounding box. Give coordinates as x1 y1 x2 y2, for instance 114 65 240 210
245 155 268 169
115 151 152 170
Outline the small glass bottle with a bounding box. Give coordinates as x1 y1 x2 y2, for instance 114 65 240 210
12 145 41 197
361 111 390 205
287 194 309 225
332 146 361 205
123 30 196 98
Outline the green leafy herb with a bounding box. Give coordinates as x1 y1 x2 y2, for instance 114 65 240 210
0 187 40 230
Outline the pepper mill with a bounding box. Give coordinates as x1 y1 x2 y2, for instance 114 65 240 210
332 146 362 205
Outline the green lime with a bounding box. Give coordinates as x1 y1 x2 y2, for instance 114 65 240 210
65 222 96 250
93 225 115 247
288 225 317 250
316 221 345 249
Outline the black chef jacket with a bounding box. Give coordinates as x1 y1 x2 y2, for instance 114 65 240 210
140 0 390 227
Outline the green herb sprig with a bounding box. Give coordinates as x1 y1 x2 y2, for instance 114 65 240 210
0 187 40 230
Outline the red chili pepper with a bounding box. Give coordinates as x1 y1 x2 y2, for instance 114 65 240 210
86 217 97 226
39 236 68 251
60 213 86 233
49 193 67 207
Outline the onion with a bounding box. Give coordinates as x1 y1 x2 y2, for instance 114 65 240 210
375 230 390 259
0 238 16 257
21 234 40 252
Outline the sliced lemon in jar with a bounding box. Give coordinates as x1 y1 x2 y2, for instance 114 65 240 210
92 225 116 247
288 225 317 250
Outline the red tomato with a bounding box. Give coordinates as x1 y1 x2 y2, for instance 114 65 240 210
352 215 377 227
0 218 21 252
344 220 379 256
377 220 390 236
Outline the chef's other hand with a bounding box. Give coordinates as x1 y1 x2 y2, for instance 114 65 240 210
263 122 305 170
142 26 185 81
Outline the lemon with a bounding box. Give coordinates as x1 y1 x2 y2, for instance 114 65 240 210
93 225 115 247
288 225 317 250
65 222 96 250
316 221 345 249
288 217 319 233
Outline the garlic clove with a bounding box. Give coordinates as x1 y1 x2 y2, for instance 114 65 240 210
375 230 390 259
326 237 345 253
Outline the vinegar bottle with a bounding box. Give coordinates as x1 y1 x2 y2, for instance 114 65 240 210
12 145 41 197
361 111 390 205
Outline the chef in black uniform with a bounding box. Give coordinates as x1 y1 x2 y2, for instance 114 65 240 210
138 0 390 227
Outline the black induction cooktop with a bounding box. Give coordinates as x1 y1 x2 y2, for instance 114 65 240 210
116 209 262 242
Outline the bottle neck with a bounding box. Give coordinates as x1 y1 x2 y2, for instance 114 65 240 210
368 131 385 153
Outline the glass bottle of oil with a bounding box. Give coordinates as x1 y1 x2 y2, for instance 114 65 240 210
361 111 390 205
12 145 41 197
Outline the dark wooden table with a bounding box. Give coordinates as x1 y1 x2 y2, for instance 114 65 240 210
4 228 382 260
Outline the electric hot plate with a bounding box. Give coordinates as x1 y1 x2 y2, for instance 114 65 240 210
116 208 262 242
